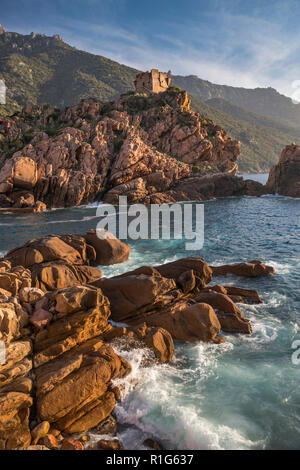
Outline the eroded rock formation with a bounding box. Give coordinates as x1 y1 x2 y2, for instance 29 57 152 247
266 144 300 197
0 89 244 209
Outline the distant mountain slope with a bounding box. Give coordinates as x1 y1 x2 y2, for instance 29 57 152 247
206 97 300 136
0 28 138 114
172 74 300 129
0 27 298 172
190 96 297 172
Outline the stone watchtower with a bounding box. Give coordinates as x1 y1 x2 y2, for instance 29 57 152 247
134 69 171 94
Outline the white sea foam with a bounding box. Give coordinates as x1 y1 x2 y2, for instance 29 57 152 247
266 260 293 275
110 338 262 450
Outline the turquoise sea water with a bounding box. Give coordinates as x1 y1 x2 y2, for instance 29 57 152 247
0 174 299 450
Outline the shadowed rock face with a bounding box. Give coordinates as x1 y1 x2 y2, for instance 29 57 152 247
266 144 300 197
0 89 242 209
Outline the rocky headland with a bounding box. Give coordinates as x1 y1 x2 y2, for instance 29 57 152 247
0 230 275 450
0 87 271 212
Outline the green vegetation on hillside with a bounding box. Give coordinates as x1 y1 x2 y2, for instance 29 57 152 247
0 31 138 114
190 96 297 172
0 29 298 172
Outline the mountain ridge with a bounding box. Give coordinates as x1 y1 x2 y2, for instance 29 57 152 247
172 74 300 129
0 27 299 172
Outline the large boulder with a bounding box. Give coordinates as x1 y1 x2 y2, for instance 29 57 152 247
33 285 111 367
141 302 223 343
266 144 300 197
0 157 38 193
30 262 102 292
4 235 96 268
3 234 104 292
139 325 174 363
222 286 262 304
155 257 212 285
35 341 130 434
85 229 130 266
201 284 262 304
93 274 176 322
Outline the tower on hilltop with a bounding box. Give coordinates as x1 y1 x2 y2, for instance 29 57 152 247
134 69 171 94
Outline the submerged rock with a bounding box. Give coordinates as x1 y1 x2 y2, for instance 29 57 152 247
85 229 130 266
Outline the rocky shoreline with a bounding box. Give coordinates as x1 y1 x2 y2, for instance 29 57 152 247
0 229 275 450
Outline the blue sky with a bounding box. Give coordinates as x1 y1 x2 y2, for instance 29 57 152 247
1 0 300 97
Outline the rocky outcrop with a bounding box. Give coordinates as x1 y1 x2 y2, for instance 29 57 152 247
141 301 224 343
85 229 130 266
0 89 242 209
266 144 300 197
0 262 31 296
94 274 177 322
0 230 276 449
206 285 262 304
155 257 213 285
93 257 271 340
23 282 139 437
0 293 33 449
2 231 131 291
210 260 275 277
192 292 251 334
30 262 102 292
5 234 97 268
0 232 178 448
148 173 267 203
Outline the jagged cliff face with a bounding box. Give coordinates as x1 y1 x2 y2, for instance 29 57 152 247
0 89 240 209
266 144 300 197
